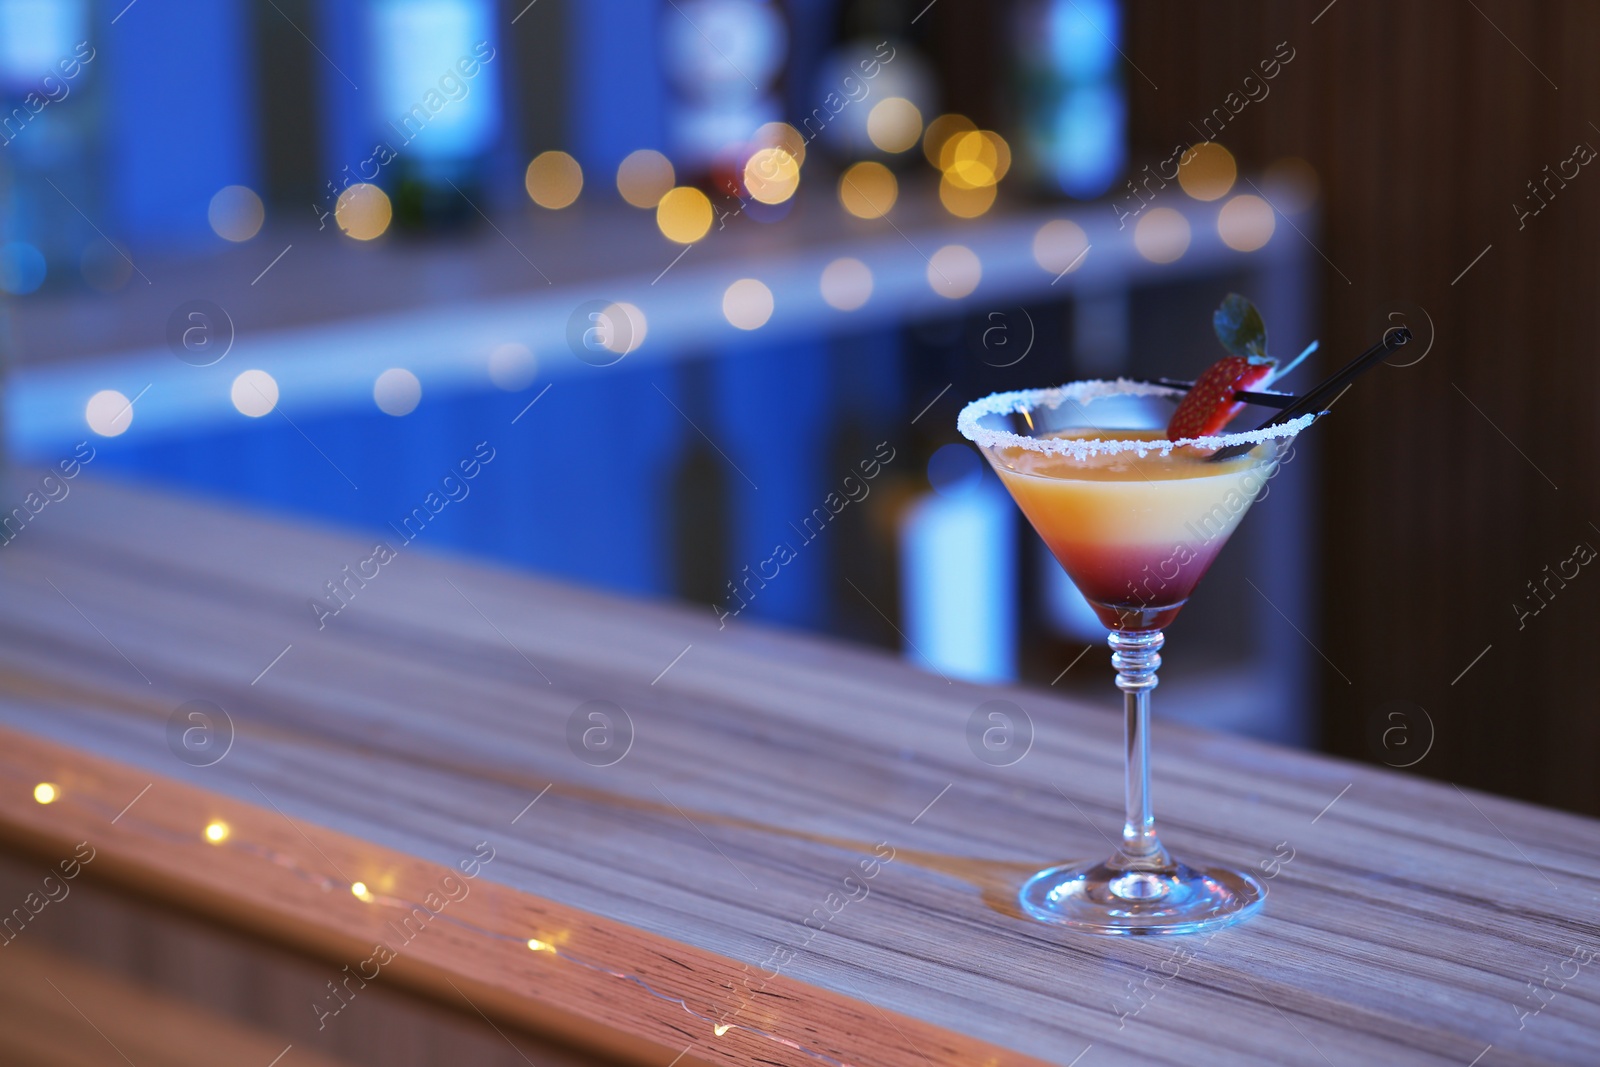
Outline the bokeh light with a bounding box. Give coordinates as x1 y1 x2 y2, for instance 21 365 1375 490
86 389 133 437
208 185 264 242
743 147 800 205
488 343 538 391
722 278 774 330
524 151 583 209
942 131 1010 189
820 257 872 311
866 97 923 154
939 173 997 218
1264 156 1320 214
231 369 279 417
1177 141 1237 201
335 184 392 241
1032 219 1090 277
616 149 675 209
922 113 976 169
374 368 422 416
928 244 981 299
0 241 47 294
656 186 713 243
33 783 57 805
204 820 230 843
600 302 647 354
1133 207 1192 264
1217 194 1276 251
752 121 807 167
838 162 898 219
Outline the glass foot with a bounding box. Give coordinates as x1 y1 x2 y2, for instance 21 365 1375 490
1019 857 1264 935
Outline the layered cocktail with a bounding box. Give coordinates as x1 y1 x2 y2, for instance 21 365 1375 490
959 293 1411 934
960 378 1314 934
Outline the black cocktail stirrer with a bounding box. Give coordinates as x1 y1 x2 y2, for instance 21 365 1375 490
1206 327 1413 461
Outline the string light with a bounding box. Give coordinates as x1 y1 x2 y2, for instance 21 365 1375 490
656 186 713 244
524 151 583 209
616 149 674 209
373 368 422 417
208 185 264 242
335 184 391 241
204 821 230 843
1177 142 1236 202
928 244 982 299
922 113 976 169
122 827 847 1067
85 389 133 437
943 131 1009 189
743 147 800 205
1133 207 1192 264
866 96 922 153
838 162 897 220
33 783 58 804
599 302 647 355
1217 194 1276 251
820 257 872 311
722 279 774 330
1032 219 1090 276
750 121 806 167
231 370 278 417
938 173 996 218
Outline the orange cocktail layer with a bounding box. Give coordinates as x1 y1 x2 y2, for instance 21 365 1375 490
993 429 1273 630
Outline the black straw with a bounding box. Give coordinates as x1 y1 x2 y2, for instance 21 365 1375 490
1206 327 1412 461
1146 377 1298 409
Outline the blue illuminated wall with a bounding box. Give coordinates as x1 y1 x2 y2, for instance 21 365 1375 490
88 330 906 636
104 0 257 244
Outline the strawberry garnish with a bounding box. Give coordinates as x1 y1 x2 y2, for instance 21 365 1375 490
1166 354 1275 440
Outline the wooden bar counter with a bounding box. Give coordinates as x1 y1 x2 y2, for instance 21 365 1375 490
0 475 1595 1066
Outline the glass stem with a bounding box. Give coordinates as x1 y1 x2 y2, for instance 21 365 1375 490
1109 630 1169 867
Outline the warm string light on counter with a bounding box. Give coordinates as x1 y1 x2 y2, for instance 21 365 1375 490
24 779 858 1065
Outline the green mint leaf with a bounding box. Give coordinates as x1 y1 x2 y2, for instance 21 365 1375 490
1213 293 1269 361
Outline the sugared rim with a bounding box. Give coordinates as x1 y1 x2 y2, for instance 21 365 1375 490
956 378 1319 459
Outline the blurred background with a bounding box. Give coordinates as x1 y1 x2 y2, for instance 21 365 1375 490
0 0 1591 816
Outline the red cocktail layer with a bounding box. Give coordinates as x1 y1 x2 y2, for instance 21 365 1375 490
1041 537 1229 632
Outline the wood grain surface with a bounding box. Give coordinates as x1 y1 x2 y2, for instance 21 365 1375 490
0 474 1595 1066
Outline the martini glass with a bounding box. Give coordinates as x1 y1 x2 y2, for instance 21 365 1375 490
958 379 1317 935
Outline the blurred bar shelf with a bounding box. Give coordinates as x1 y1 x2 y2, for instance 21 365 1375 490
0 475 1596 1065
5 188 1308 453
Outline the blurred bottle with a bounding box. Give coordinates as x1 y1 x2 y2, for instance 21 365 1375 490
661 0 790 189
1011 0 1126 198
669 358 731 611
0 0 99 295
368 0 501 230
813 0 932 165
899 442 1016 682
